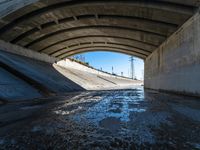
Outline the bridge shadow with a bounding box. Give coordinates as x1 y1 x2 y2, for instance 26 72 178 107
0 50 85 101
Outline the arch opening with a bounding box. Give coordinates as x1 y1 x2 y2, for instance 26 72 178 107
58 51 144 81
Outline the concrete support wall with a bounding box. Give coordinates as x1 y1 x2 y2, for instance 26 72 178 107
144 10 200 96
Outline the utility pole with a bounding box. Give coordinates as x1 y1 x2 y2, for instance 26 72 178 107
112 66 114 74
141 69 144 80
129 56 135 80
128 69 130 78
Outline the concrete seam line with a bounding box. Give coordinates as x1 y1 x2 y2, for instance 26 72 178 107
0 40 58 63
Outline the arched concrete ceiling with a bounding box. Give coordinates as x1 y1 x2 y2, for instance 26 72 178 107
0 0 199 60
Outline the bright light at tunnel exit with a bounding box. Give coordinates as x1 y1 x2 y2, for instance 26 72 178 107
71 51 144 80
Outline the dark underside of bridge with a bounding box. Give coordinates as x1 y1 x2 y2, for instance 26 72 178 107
0 0 199 60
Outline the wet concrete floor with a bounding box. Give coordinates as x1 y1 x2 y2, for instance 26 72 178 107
0 87 200 149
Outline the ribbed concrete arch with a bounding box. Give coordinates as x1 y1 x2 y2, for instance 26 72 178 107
10 15 177 44
57 46 148 60
24 25 166 48
22 27 161 50
0 0 198 59
50 42 151 57
39 35 157 54
41 38 155 57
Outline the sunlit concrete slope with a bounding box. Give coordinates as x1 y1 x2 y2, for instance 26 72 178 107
55 60 142 90
0 50 141 102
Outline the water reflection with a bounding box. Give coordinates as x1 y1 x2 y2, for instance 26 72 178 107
1 87 200 149
73 88 146 124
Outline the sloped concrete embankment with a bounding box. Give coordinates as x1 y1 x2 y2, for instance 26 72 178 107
55 59 142 90
0 50 85 102
0 41 140 102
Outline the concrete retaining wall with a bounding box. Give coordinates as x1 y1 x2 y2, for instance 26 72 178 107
144 10 200 96
0 48 140 102
0 36 140 102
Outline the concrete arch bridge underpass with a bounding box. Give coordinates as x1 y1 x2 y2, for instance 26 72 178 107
1 1 200 149
0 0 199 97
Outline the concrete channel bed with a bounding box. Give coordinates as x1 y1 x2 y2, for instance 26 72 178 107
0 88 200 149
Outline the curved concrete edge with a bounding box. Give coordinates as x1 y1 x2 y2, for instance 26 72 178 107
0 40 58 63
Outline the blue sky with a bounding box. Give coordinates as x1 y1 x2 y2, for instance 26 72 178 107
73 51 144 80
